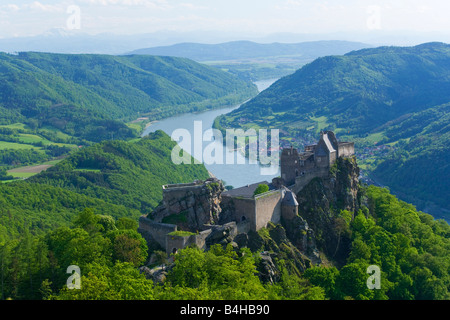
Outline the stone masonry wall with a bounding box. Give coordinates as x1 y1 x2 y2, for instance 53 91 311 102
138 216 177 249
338 143 355 158
254 190 283 231
291 167 330 194
152 178 224 231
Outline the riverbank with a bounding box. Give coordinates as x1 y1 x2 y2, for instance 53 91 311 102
142 79 279 188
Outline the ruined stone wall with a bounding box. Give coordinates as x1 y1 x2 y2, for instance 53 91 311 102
254 190 282 231
329 151 337 167
220 195 256 228
166 234 191 254
138 216 177 249
282 203 298 221
191 229 213 250
237 220 251 234
291 167 329 194
152 178 224 231
281 149 301 186
338 143 355 158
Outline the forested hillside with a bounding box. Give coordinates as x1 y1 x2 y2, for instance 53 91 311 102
216 42 450 218
222 42 450 134
28 131 210 213
0 52 257 142
371 102 450 212
0 131 210 299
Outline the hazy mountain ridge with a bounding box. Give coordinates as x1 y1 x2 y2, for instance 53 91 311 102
128 40 372 61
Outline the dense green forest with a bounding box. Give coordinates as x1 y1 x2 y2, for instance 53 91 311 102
372 102 450 211
27 131 210 214
1 183 448 300
216 42 450 217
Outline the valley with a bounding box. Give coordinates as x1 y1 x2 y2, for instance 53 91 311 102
216 42 450 220
128 40 372 81
0 39 448 302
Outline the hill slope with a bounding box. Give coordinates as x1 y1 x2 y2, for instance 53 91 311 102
223 42 450 134
28 130 210 213
0 52 257 142
0 130 209 243
217 42 450 218
129 40 372 81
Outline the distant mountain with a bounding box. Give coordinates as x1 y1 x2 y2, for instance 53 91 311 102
1 30 449 55
217 42 450 218
0 30 228 55
0 52 257 142
223 42 450 134
128 40 372 81
127 40 371 62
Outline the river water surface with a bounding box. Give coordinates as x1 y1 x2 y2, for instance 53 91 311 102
142 79 279 188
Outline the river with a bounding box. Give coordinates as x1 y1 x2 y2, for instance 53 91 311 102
142 78 279 188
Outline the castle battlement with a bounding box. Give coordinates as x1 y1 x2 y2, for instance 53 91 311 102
281 131 354 186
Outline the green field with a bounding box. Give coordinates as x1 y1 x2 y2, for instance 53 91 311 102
0 141 42 150
17 133 52 145
310 116 329 134
0 123 28 130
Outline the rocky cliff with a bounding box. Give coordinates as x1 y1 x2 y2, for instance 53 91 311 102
150 178 225 232
294 156 361 266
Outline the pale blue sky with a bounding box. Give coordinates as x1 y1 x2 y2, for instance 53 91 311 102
1 0 450 39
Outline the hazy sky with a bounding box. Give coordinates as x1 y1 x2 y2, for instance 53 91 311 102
1 0 450 39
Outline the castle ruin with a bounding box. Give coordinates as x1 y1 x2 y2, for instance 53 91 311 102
138 131 354 254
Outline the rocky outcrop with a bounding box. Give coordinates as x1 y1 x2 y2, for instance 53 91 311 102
257 252 280 284
150 178 225 232
139 266 168 284
247 222 312 281
295 157 360 266
282 215 321 265
205 222 238 247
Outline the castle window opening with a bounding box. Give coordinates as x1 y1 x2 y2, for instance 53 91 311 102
241 216 247 222
172 248 177 255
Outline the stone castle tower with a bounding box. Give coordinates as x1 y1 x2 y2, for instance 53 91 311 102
139 131 355 254
280 131 355 186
